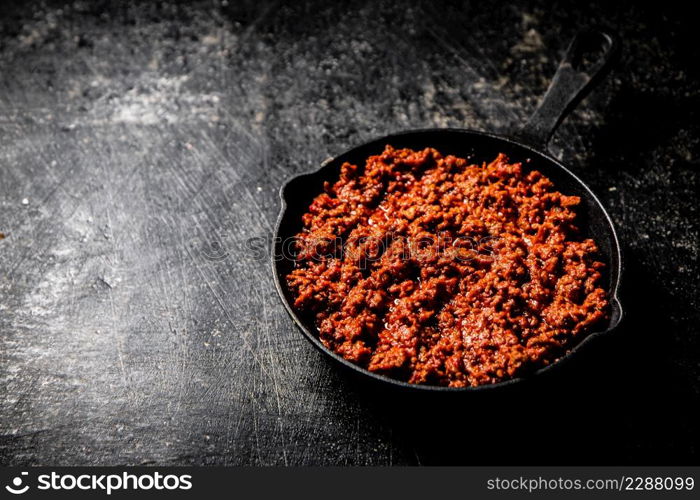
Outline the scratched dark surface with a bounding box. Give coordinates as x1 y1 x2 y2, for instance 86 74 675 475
0 0 698 466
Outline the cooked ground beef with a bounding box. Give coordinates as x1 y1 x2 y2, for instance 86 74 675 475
286 146 609 387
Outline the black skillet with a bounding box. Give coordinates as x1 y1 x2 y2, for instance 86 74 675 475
272 29 623 392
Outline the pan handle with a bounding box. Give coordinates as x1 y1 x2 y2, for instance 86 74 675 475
515 28 619 150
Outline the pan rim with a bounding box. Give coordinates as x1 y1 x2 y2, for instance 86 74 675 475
271 127 624 393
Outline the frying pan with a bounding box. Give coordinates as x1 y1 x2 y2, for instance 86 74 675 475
272 29 623 392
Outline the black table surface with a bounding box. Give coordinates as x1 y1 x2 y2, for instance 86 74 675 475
1 0 698 465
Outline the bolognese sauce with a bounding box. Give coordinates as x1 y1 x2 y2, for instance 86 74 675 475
286 146 609 387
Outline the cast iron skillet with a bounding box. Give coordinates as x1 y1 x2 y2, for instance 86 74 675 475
272 29 623 392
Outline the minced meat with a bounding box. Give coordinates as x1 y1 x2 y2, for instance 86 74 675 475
287 146 609 387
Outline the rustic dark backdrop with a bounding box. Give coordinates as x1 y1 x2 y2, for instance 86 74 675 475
1 0 698 465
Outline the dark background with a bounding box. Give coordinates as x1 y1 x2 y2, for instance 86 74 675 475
0 0 697 465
